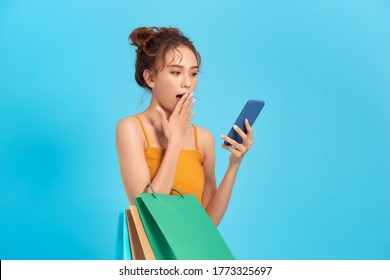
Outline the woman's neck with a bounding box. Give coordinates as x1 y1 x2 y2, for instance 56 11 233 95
139 99 172 130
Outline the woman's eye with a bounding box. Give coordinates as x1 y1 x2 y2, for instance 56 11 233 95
191 72 198 77
171 72 180 76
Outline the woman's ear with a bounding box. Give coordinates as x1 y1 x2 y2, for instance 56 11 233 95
143 69 155 89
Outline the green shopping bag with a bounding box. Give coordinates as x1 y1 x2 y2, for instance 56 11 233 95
135 185 235 260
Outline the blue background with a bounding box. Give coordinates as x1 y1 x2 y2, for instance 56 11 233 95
1 0 389 259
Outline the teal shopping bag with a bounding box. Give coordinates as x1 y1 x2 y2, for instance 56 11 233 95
135 186 235 260
115 210 132 260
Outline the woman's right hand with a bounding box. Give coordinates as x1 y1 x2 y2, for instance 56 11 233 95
157 92 195 146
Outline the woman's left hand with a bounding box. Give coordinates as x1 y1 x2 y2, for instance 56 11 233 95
221 118 254 164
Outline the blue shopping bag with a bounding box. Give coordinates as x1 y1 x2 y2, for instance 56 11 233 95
115 210 132 260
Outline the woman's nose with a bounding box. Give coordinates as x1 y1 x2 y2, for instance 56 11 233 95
181 74 191 88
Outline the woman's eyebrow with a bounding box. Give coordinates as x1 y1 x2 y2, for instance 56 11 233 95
168 65 199 69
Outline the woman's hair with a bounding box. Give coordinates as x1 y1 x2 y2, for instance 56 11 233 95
129 27 201 91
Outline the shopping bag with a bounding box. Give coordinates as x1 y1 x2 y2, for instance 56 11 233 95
126 206 155 260
114 210 132 260
135 185 235 260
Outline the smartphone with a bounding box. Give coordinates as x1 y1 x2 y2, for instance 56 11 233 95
224 99 265 146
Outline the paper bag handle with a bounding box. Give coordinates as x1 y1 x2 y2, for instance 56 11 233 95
143 183 184 199
171 188 184 198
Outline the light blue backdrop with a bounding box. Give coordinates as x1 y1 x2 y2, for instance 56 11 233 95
1 0 389 259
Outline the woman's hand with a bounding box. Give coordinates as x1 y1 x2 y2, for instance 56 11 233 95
221 119 254 164
157 92 195 146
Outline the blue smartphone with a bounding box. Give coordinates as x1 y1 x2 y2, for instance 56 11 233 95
224 99 265 146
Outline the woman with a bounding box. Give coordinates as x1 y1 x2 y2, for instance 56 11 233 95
116 27 253 226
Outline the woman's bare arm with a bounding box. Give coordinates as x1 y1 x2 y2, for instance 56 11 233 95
200 121 253 226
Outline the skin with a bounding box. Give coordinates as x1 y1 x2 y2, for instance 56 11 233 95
116 45 254 226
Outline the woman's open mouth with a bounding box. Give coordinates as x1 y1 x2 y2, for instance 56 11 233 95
176 93 186 102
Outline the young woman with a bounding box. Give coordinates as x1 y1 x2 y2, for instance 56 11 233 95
116 27 254 226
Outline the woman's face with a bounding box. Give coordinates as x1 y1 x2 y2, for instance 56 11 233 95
151 45 199 113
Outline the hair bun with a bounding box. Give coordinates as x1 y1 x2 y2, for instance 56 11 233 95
129 27 158 51
129 26 201 91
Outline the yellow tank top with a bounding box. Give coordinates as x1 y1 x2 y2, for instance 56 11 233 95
135 116 205 202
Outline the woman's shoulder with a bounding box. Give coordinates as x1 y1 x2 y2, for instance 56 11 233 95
117 115 140 127
192 124 215 147
192 124 216 158
192 124 212 136
116 115 143 140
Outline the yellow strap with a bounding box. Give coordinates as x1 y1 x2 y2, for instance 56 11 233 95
135 116 151 148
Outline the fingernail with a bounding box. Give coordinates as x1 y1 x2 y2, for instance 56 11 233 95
220 134 225 138
156 106 161 112
245 118 249 123
233 124 238 129
192 98 196 103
